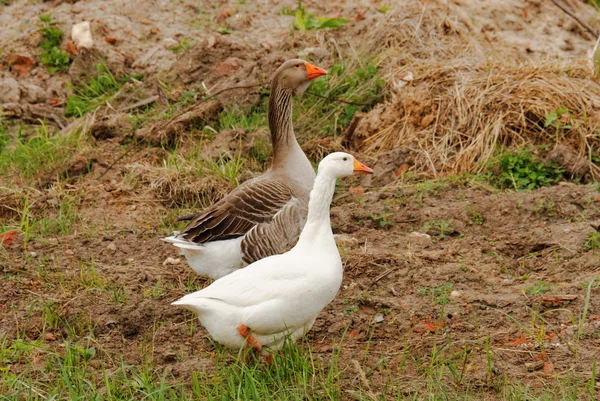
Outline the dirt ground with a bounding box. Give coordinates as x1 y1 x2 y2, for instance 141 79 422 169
2 0 600 398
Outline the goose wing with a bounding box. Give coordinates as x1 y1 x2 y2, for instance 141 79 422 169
179 176 299 244
240 195 308 264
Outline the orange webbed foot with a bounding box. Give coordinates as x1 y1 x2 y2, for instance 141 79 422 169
237 323 263 352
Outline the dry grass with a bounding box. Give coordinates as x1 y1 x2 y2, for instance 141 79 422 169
125 160 230 208
352 1 600 179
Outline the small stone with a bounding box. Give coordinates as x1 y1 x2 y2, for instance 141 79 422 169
64 249 75 256
44 332 58 341
107 243 117 251
450 290 462 298
163 257 181 265
373 315 385 323
150 27 159 35
72 21 94 49
29 251 37 257
408 232 431 242
162 38 178 49
0 77 20 103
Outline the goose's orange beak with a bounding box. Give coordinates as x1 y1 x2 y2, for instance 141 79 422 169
353 159 374 175
306 62 327 80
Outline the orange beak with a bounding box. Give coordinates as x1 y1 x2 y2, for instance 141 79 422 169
305 62 327 80
353 159 374 175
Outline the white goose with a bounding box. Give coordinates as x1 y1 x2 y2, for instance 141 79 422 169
163 59 327 279
172 152 373 357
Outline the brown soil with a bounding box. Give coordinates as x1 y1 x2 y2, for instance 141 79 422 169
2 0 600 398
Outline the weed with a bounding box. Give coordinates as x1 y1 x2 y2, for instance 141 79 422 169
526 281 553 297
170 38 191 53
0 118 8 153
0 121 81 181
0 0 10 5
217 25 233 34
531 198 556 218
344 305 358 314
466 206 484 225
417 283 454 305
583 231 600 251
491 148 564 190
65 63 138 117
545 107 571 129
292 2 348 31
423 219 454 239
369 207 394 228
38 14 71 73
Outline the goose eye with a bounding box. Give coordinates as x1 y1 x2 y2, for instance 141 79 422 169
343 157 347 161
295 64 301 68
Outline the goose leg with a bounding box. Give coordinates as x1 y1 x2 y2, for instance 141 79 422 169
237 323 263 352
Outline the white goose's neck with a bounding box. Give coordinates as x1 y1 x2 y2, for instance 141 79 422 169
296 174 336 245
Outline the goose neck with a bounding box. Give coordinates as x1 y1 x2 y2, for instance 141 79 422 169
299 174 336 239
268 85 295 166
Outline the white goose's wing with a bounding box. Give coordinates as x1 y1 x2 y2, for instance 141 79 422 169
179 256 316 335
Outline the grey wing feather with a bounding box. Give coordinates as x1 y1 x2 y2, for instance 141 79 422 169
240 195 308 264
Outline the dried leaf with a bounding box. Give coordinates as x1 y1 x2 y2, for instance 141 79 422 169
7 55 34 77
395 163 409 176
105 37 117 44
348 186 365 196
65 41 78 56
413 320 444 333
541 295 577 306
0 231 19 245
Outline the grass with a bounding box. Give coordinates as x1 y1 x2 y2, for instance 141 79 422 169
1 332 597 400
0 121 82 181
294 59 385 138
38 14 71 73
583 231 600 251
65 63 140 118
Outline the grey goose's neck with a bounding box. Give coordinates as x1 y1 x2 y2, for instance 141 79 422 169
268 81 315 186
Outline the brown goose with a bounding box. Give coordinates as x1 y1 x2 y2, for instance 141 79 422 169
163 59 327 279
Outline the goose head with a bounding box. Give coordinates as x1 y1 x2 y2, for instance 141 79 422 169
317 152 374 179
272 59 327 96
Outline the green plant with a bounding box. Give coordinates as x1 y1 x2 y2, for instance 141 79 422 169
0 121 81 180
292 2 348 31
370 207 394 228
65 63 133 117
38 14 71 73
466 206 484 225
492 148 564 190
544 107 571 129
583 231 600 251
170 38 191 53
0 119 8 154
526 281 552 297
423 219 454 239
417 283 453 305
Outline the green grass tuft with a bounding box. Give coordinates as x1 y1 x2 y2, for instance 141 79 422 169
65 64 141 117
491 148 564 191
38 14 71 73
